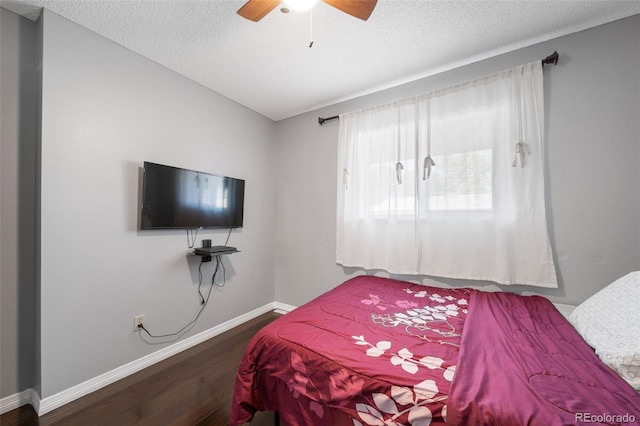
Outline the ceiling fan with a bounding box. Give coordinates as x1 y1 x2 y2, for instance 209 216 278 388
237 0 378 22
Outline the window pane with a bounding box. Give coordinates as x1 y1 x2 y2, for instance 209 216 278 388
428 149 492 211
369 160 417 217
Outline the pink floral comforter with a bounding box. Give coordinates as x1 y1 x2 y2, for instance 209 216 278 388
231 276 640 425
231 276 469 425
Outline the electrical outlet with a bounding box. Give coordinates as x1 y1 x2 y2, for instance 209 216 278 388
133 314 145 332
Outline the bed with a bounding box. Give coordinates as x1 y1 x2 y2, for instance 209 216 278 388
231 274 640 425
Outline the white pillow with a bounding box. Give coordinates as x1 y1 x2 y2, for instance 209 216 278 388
569 271 640 391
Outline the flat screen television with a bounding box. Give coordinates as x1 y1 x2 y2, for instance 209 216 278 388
140 162 245 230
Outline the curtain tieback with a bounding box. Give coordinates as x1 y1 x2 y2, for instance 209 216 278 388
512 141 531 168
396 162 404 184
342 169 349 190
423 156 436 180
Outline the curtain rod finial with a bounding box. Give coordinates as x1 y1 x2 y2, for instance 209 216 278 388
542 51 559 66
318 115 339 126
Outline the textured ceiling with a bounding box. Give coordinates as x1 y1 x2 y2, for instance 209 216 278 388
3 0 640 121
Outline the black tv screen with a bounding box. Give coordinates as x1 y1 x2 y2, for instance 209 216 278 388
140 162 245 230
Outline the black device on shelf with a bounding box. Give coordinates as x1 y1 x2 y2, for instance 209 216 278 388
194 246 239 256
140 162 245 230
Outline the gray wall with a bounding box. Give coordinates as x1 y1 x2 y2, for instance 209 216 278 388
0 8 37 399
274 14 640 308
35 9 276 398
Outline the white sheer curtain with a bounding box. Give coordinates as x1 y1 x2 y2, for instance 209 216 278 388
336 61 558 287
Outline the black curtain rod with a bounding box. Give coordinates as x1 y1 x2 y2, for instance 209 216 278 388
318 51 560 126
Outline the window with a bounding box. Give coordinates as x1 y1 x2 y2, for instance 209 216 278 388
337 62 558 288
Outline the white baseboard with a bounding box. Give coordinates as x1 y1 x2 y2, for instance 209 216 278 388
29 389 41 415
273 301 297 314
16 303 276 416
0 389 34 415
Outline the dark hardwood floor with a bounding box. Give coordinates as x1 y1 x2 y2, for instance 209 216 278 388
1 311 281 426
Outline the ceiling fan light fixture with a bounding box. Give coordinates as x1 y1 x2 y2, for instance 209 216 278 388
283 0 319 12
238 0 376 22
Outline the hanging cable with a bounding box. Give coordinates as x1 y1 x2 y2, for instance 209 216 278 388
224 227 233 246
138 253 227 342
186 228 200 248
212 255 227 289
197 260 206 304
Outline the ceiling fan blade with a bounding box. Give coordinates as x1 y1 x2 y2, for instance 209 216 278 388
322 0 377 21
237 0 281 22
